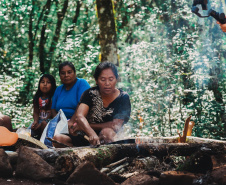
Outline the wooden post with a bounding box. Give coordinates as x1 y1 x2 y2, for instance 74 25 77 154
96 0 118 65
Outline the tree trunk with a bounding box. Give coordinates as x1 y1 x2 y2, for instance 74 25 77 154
39 0 52 74
96 0 118 65
64 1 82 41
28 0 34 67
47 0 68 73
18 0 35 105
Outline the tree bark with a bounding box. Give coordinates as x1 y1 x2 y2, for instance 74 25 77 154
64 1 82 41
17 0 35 105
96 0 118 65
39 0 52 74
47 0 68 73
28 0 34 67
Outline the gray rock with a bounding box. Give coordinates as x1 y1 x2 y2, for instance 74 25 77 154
66 161 116 185
0 149 13 178
15 146 55 181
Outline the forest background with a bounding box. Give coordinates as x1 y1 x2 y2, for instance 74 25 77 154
0 0 225 140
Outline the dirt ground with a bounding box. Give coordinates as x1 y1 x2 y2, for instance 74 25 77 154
0 177 65 185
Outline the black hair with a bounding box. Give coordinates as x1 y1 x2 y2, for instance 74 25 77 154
93 61 118 81
59 61 76 74
33 74 56 109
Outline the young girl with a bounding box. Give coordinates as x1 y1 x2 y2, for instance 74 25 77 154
30 74 56 139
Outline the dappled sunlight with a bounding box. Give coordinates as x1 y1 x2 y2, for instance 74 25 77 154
0 0 225 139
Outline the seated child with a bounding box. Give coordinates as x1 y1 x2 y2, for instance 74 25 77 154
29 74 56 139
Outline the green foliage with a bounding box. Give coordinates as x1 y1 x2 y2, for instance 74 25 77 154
0 0 225 139
116 0 225 139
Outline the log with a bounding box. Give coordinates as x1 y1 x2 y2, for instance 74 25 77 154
29 137 226 163
107 162 129 175
0 133 48 150
28 142 225 178
106 157 129 168
134 136 226 144
6 136 226 166
16 134 48 149
100 157 129 173
186 136 226 144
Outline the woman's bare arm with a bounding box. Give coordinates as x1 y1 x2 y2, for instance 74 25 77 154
75 103 100 146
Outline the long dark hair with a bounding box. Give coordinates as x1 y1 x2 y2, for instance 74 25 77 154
93 61 118 81
33 74 56 109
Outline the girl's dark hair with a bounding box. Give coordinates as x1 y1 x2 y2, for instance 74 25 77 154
33 74 56 109
59 61 76 74
93 61 118 80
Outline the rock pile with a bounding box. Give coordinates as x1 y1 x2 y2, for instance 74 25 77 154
0 144 225 185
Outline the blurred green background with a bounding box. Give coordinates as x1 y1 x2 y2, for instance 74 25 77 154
0 0 225 139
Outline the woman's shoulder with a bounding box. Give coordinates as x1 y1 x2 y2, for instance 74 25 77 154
53 84 64 94
118 89 129 97
55 84 64 90
84 86 97 93
81 86 98 97
76 78 90 87
77 78 89 84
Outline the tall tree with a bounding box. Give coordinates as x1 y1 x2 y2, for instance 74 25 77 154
46 0 69 73
96 0 118 65
38 0 52 74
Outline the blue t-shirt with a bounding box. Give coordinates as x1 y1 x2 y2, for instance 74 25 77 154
51 78 90 119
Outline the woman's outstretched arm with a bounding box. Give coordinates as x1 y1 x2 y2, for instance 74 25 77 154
75 103 100 146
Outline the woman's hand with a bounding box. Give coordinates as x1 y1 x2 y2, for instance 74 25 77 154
88 133 100 146
68 120 80 136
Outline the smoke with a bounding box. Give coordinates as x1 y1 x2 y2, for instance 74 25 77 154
114 122 134 141
190 1 225 89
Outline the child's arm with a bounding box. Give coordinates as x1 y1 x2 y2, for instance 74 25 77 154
32 105 39 130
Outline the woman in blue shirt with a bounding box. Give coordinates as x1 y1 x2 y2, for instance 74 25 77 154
51 61 90 121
